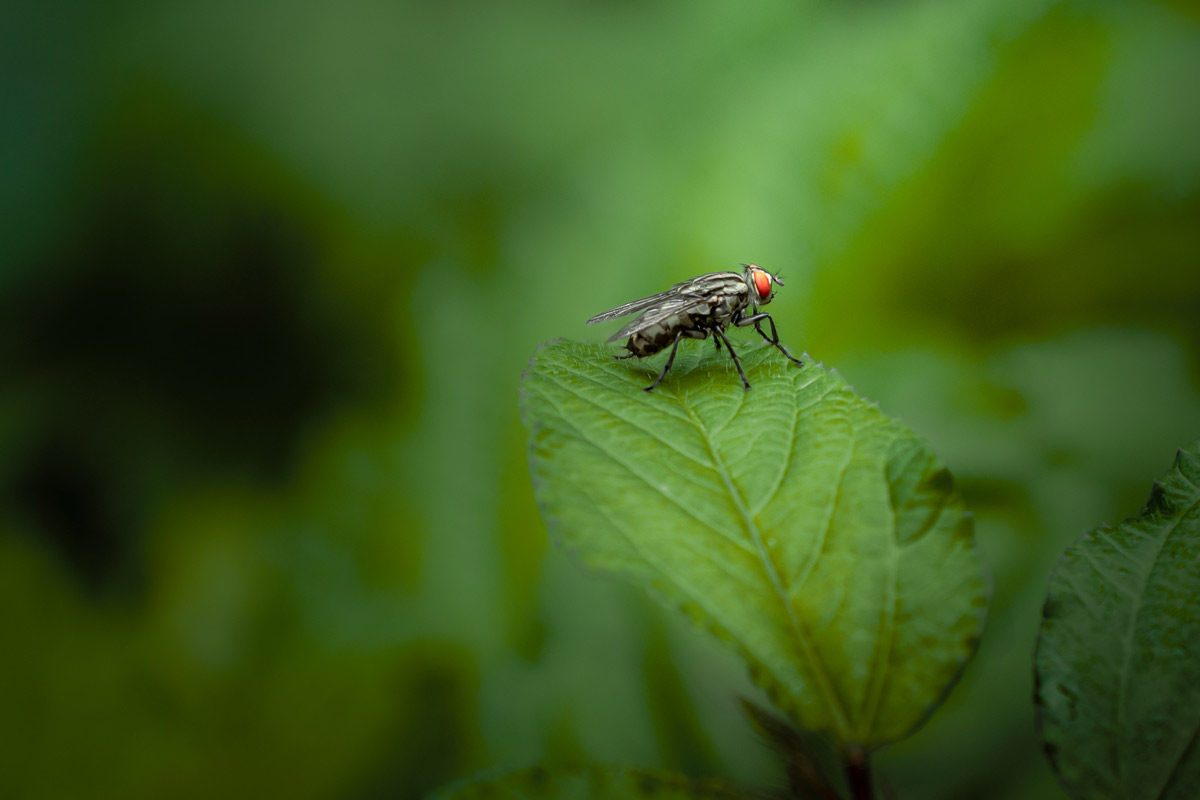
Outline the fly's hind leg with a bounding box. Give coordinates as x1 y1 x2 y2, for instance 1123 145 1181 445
645 330 705 392
645 332 684 392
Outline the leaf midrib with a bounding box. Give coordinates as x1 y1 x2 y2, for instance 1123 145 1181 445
858 426 904 742
1117 492 1200 798
533 374 759 559
750 370 825 518
672 381 854 742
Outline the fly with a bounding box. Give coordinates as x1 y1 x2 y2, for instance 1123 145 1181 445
587 263 804 392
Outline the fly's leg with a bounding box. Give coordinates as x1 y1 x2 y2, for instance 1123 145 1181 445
736 312 803 366
644 330 706 392
713 326 751 390
644 331 685 392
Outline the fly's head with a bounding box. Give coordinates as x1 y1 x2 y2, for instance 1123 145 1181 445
742 263 784 309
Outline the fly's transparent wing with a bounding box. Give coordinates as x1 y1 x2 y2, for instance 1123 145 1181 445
606 294 718 342
587 271 744 326
586 282 697 325
605 271 747 342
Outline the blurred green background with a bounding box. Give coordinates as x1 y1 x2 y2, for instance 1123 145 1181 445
2 0 1199 798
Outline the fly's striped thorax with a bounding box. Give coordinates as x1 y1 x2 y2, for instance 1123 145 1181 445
696 272 751 321
690 271 748 294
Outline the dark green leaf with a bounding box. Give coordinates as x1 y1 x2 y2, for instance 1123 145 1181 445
430 765 764 799
740 699 845 799
1036 441 1200 799
520 339 986 748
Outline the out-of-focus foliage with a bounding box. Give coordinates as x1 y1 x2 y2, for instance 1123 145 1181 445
522 340 985 749
433 765 763 800
1 0 1198 798
1035 442 1200 800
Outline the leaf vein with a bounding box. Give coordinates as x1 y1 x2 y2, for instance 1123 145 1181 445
1094 529 1143 569
1175 467 1200 494
555 354 694 423
789 403 855 597
674 384 853 741
1155 707 1200 800
541 369 713 472
572 469 762 597
1059 572 1103 620
859 427 905 739
1125 494 1200 797
752 370 829 518
529 380 758 558
1077 546 1134 600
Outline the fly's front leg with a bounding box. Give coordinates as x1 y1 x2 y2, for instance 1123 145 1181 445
712 326 751 390
735 312 803 366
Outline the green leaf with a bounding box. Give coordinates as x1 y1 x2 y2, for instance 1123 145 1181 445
1035 441 1200 800
520 339 986 749
430 765 763 800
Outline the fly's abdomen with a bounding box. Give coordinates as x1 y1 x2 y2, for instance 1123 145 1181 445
626 312 699 356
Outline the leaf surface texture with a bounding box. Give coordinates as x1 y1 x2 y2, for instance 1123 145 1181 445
1036 441 1200 799
521 339 986 747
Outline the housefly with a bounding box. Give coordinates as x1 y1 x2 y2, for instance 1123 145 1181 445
587 263 803 392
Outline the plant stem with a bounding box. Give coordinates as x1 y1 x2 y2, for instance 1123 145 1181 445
786 741 839 800
845 746 873 800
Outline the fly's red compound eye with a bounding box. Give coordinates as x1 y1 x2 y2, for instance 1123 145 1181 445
752 268 772 300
